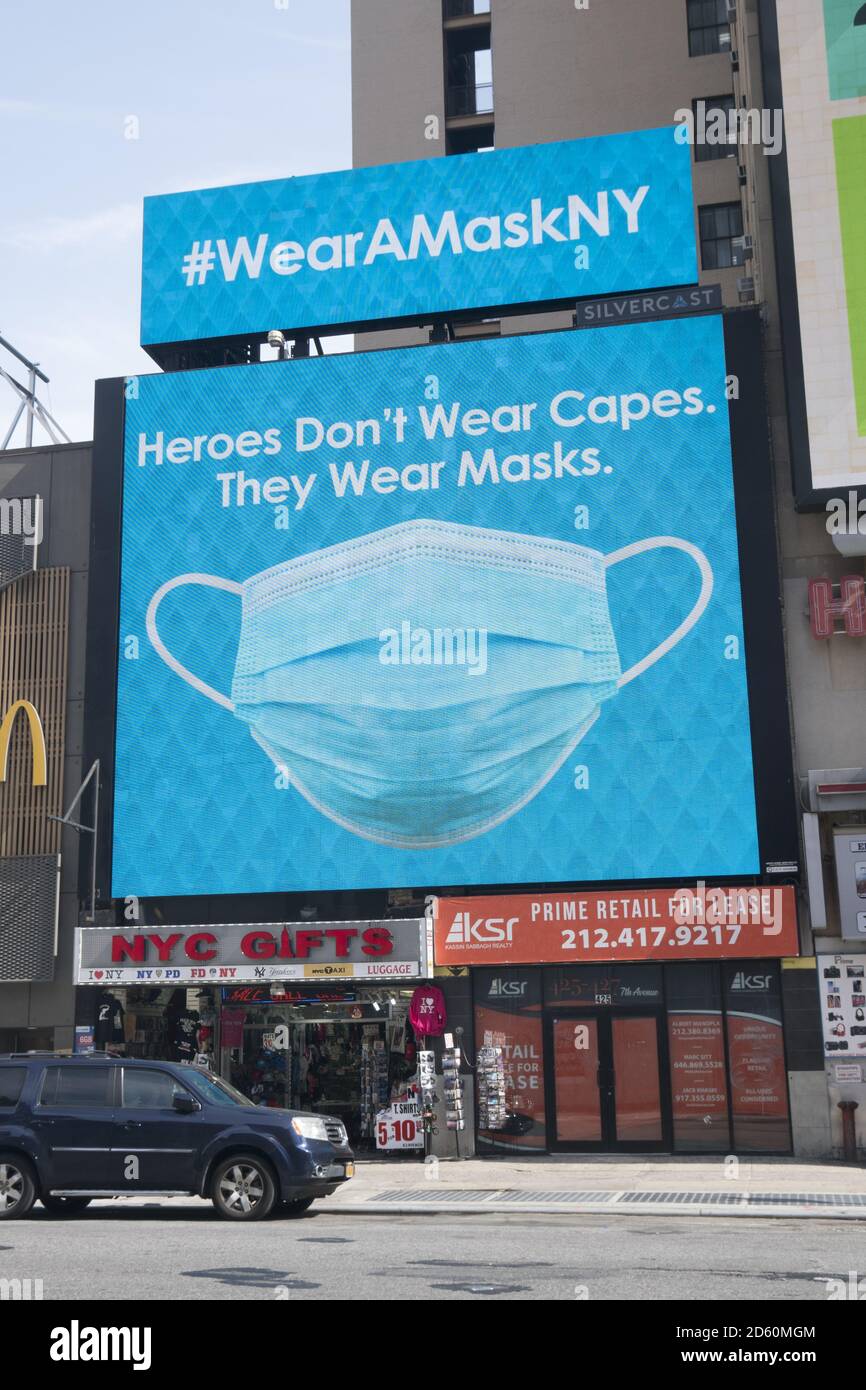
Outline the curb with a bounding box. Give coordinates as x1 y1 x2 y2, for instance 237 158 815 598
323 1198 866 1220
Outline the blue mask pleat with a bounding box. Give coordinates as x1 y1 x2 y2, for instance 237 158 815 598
232 519 621 847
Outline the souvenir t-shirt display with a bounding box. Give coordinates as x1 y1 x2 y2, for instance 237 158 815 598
94 992 125 1048
169 1008 200 1061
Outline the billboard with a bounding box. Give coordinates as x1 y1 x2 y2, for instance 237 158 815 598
140 128 697 350
112 313 764 897
433 886 799 967
763 0 866 500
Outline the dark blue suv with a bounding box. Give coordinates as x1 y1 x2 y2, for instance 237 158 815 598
0 1054 354 1221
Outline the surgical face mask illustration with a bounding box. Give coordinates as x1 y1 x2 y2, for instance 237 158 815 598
146 519 713 849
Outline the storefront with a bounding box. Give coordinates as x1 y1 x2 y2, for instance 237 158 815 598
219 982 419 1146
434 885 801 1155
74 916 432 1151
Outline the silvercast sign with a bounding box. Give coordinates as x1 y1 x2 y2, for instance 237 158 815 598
75 918 430 985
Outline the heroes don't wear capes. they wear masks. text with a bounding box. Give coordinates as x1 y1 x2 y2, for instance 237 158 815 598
145 519 713 849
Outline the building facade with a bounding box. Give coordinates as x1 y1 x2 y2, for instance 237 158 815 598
350 0 866 1158
3 0 860 1164
0 442 92 1052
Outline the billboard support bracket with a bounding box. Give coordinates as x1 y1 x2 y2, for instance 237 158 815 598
47 758 100 922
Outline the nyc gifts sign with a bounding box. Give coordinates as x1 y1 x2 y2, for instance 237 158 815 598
140 128 696 347
75 919 430 985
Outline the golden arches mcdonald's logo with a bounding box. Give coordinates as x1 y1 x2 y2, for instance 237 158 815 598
0 700 47 787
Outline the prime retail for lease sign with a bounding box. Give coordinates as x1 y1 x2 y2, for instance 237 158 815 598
140 127 697 346
433 886 799 966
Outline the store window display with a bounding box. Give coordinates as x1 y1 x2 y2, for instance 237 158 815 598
224 990 419 1149
86 987 216 1065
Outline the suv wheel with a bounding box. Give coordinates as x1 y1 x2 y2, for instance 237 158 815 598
211 1154 276 1221
0 1154 36 1220
40 1196 92 1216
280 1197 315 1217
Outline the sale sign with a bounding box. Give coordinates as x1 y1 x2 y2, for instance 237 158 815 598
434 884 798 966
375 1094 423 1151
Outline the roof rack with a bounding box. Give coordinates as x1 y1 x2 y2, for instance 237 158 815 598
0 1049 123 1060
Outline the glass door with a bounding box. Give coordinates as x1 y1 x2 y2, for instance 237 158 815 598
611 1015 664 1144
546 1011 669 1151
551 1015 604 1143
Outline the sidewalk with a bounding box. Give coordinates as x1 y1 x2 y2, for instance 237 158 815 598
326 1153 866 1219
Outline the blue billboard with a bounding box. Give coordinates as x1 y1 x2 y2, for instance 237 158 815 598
140 128 697 347
114 315 759 896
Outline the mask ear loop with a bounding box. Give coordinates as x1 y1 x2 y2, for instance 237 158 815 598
603 537 714 689
145 574 241 711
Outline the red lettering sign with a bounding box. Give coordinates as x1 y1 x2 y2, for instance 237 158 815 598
809 576 866 638
185 932 217 961
362 927 393 956
111 936 146 963
241 931 276 959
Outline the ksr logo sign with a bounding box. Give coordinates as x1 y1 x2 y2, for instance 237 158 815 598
730 972 772 991
444 912 519 947
488 978 527 997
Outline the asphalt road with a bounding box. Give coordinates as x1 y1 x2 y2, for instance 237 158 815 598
0 1204 863 1300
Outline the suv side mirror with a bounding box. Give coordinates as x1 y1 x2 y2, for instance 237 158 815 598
172 1094 200 1115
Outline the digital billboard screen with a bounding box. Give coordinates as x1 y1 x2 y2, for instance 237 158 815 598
111 314 765 897
140 128 697 349
764 0 866 501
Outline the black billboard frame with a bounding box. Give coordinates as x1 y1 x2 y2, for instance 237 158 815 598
84 306 799 922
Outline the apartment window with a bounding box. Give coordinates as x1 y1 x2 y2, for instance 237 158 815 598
447 47 493 116
687 0 731 56
698 202 745 269
692 95 736 161
444 0 491 14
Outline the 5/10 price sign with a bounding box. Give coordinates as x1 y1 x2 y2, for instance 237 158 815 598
376 1099 424 1150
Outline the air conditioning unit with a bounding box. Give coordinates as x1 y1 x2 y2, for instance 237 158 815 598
737 275 756 303
725 2 737 21
732 234 754 260
730 49 740 71
737 163 748 186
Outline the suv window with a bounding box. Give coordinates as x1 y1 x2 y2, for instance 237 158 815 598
0 1067 26 1108
39 1066 113 1109
121 1069 189 1109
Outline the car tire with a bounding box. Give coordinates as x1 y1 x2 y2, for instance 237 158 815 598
279 1197 315 1217
211 1154 277 1221
0 1153 37 1220
40 1195 92 1216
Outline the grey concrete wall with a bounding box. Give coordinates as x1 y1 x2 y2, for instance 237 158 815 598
490 0 745 298
788 1070 834 1160
351 0 446 166
0 442 92 1044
